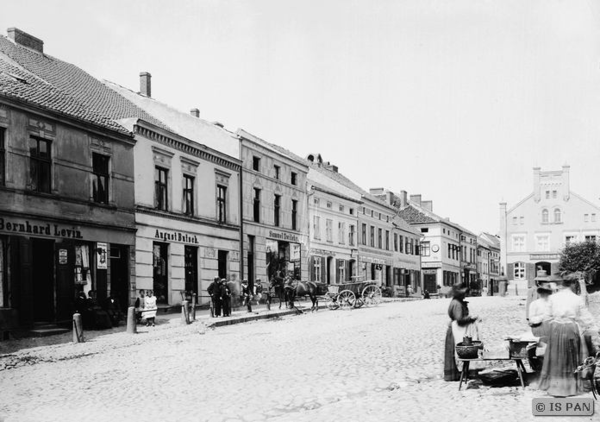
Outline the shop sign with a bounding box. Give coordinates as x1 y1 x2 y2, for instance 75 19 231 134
423 269 437 275
58 249 68 265
268 230 299 243
530 254 559 261
0 217 84 239
310 248 333 257
97 242 108 269
154 229 199 244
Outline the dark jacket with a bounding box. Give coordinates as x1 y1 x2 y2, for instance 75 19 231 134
207 281 219 297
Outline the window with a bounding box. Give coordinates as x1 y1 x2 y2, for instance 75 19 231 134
554 208 561 223
511 235 525 252
338 222 345 244
362 207 366 214
92 153 110 204
378 228 382 249
535 234 550 252
217 185 227 223
552 190 557 199
327 201 332 209
421 228 429 233
337 259 346 284
385 230 390 250
512 217 517 225
405 237 410 254
0 128 5 186
349 225 355 246
370 225 375 247
361 223 367 245
314 198 320 206
421 241 430 257
585 235 597 242
519 216 524 225
378 213 381 220
349 208 354 215
253 188 261 223
542 209 549 223
326 219 333 242
155 167 168 210
514 262 526 280
274 194 281 227
29 136 51 193
291 172 297 186
399 235 404 253
314 216 321 240
565 235 576 245
183 174 194 215
394 233 398 252
274 165 280 180
371 210 374 217
252 156 260 171
313 257 322 282
585 214 589 223
593 214 597 222
292 200 298 230
339 205 344 212
545 191 550 199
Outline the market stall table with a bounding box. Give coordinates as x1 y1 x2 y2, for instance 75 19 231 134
457 356 528 391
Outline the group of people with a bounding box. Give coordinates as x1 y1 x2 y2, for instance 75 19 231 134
207 277 263 317
526 272 598 397
443 272 599 398
134 289 158 327
75 290 124 330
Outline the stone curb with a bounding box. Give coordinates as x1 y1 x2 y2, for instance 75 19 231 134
204 308 305 328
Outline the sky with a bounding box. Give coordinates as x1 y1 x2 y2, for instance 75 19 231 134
3 0 600 235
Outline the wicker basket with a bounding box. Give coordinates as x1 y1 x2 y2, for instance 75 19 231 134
455 341 483 359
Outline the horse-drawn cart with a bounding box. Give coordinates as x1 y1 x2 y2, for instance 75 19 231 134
326 280 382 310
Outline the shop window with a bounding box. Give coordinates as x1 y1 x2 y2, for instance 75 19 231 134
252 156 260 172
0 237 6 307
274 194 281 227
292 199 298 230
183 174 194 216
74 244 92 289
29 136 52 193
155 167 169 210
153 242 169 303
217 185 227 223
184 246 198 296
92 153 110 204
0 128 5 186
253 188 261 223
514 262 525 279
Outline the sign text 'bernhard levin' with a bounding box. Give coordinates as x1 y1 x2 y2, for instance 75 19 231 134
0 218 83 239
155 229 199 244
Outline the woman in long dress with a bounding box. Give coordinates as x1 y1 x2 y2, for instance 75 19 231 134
539 273 597 396
444 284 479 381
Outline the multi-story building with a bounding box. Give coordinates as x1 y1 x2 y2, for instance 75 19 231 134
476 236 491 292
500 166 600 290
306 154 361 284
455 223 478 290
0 29 136 327
479 232 501 294
238 129 309 283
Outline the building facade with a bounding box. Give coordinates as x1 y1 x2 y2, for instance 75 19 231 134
0 29 136 327
500 166 600 289
238 129 309 284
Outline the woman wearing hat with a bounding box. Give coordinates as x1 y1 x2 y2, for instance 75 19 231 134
538 272 597 396
444 284 480 381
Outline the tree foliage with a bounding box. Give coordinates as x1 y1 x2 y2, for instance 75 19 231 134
559 240 600 282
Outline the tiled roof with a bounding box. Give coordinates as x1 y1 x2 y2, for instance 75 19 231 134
0 53 130 135
237 128 308 168
0 36 169 132
398 205 437 224
105 80 240 160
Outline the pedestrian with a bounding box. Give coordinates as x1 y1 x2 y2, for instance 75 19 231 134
254 278 263 304
135 289 145 323
443 283 480 382
241 279 252 313
527 284 553 371
526 270 549 322
539 273 598 397
144 290 157 327
220 279 231 317
423 290 430 299
207 276 221 317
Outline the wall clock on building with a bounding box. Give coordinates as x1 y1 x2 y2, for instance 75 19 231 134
432 244 439 253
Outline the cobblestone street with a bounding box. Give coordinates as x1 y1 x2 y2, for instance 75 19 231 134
0 296 597 422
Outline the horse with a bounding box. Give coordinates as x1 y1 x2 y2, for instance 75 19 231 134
286 281 329 312
268 277 288 309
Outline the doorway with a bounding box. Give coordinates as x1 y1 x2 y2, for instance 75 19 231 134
153 242 169 304
326 256 333 284
184 246 198 297
109 245 129 311
32 239 55 322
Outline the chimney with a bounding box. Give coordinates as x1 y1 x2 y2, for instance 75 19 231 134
421 200 433 212
400 190 408 208
410 194 422 207
190 108 200 118
533 167 541 202
140 72 151 97
8 28 43 53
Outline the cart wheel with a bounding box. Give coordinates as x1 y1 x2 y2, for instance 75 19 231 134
327 298 340 310
354 296 365 309
338 290 356 310
362 285 382 306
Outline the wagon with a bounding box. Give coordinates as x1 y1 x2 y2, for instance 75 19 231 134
326 279 383 310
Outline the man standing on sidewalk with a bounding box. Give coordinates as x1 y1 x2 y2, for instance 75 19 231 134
207 276 221 317
241 279 253 313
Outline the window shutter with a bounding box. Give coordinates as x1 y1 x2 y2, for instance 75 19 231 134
345 260 350 283
507 263 514 280
526 263 536 288
310 256 315 281
321 257 326 283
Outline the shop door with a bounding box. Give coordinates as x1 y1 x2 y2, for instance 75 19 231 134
218 250 228 279
110 245 129 311
247 236 255 283
153 242 169 304
32 239 55 323
326 257 333 284
184 246 198 297
424 273 437 293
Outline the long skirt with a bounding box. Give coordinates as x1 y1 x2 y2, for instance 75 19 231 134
538 320 582 397
444 325 460 381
